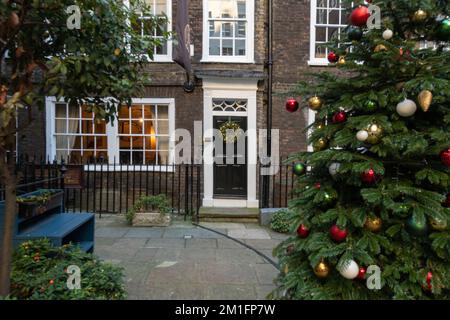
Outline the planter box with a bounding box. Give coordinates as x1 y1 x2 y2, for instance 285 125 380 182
17 189 64 220
132 212 171 227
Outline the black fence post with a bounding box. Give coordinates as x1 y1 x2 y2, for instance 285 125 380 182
59 160 67 212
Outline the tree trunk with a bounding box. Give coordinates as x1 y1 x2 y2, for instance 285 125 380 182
0 120 17 297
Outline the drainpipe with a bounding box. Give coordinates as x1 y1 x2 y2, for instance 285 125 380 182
262 0 273 208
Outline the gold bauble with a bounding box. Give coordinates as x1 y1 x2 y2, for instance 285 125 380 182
412 9 428 23
429 217 448 231
308 96 323 111
364 216 383 232
374 44 388 52
313 138 328 151
284 264 289 274
337 56 346 65
366 123 383 145
314 260 330 278
314 121 325 130
418 90 433 112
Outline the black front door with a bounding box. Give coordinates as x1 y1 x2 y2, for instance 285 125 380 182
213 116 247 198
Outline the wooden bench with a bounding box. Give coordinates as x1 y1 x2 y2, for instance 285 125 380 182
0 189 95 253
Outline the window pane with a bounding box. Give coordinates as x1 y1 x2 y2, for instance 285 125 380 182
317 9 327 24
157 105 169 119
145 136 157 150
145 151 157 165
81 120 93 134
328 27 339 40
119 106 129 119
120 151 131 164
236 22 246 38
143 105 156 119
235 40 245 56
56 150 69 161
329 10 340 25
132 151 144 164
222 39 233 56
68 151 81 164
316 27 326 42
55 120 66 133
120 136 131 149
68 120 79 134
157 136 169 150
83 136 95 149
209 39 220 55
56 136 67 149
158 150 169 165
145 120 156 135
317 0 327 8
55 104 66 118
154 0 167 15
81 106 93 118
157 120 169 135
237 0 246 18
119 120 130 135
208 0 246 19
315 45 326 58
133 136 144 150
156 42 167 55
96 136 107 150
67 104 79 118
131 105 143 119
329 0 340 8
222 22 233 38
94 121 106 134
131 120 144 134
209 21 220 37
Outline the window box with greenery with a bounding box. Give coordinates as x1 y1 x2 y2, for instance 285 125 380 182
126 194 171 227
16 189 63 220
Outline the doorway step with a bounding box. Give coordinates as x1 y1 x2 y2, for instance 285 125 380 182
198 207 259 223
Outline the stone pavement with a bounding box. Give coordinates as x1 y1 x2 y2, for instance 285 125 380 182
94 214 289 300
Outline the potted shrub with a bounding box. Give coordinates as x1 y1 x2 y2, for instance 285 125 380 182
16 189 64 220
126 194 171 227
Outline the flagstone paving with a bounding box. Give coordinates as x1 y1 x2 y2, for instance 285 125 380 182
93 214 289 300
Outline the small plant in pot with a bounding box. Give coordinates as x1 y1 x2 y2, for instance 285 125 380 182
126 194 171 227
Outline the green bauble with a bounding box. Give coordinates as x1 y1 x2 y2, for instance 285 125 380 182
436 18 450 41
293 163 306 176
406 215 428 236
365 100 377 112
348 26 363 41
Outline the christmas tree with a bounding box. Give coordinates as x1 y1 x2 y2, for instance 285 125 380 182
273 0 450 299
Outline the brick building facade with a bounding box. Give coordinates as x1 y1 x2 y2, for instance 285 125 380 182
18 0 347 210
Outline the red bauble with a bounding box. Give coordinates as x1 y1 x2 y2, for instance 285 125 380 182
314 182 321 190
357 267 366 280
285 98 299 113
297 224 310 238
327 51 339 63
426 271 433 291
361 169 377 184
350 6 370 27
332 111 347 123
444 194 450 208
330 225 348 242
440 148 450 166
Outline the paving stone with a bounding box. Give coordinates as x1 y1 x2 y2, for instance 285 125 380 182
254 264 278 285
145 262 200 285
153 247 183 261
216 248 265 264
245 239 283 250
145 238 186 248
141 283 207 300
131 248 159 262
244 223 268 229
112 238 148 249
185 238 218 248
95 245 139 262
163 227 227 239
179 248 217 263
255 285 277 300
217 238 244 249
227 229 271 240
124 227 165 238
267 230 292 241
206 284 256 300
94 237 117 247
200 222 247 230
120 261 155 285
95 227 130 238
197 263 259 285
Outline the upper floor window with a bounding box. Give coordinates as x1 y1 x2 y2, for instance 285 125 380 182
309 0 349 66
130 0 173 62
202 0 255 63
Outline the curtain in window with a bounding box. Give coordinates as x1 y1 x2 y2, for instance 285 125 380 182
67 105 79 155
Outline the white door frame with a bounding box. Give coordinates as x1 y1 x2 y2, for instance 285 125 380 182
202 77 259 208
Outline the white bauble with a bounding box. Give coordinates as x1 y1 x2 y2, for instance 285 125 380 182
356 130 369 142
396 99 417 117
328 162 341 176
382 29 393 40
339 260 360 280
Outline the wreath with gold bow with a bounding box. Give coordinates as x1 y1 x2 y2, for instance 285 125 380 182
219 121 242 143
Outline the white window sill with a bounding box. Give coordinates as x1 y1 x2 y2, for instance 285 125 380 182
151 56 174 63
307 60 331 67
200 57 255 64
84 165 175 172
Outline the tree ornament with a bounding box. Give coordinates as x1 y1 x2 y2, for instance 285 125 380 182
357 267 367 280
423 272 433 292
440 148 450 166
114 48 121 56
337 56 346 65
374 44 388 52
328 162 341 176
365 216 383 232
365 100 377 112
350 5 370 27
339 260 360 280
348 26 363 41
411 9 428 23
436 18 450 41
308 96 323 111
313 138 328 151
322 192 334 205
396 99 417 117
8 12 20 28
356 130 369 142
297 224 310 238
382 29 393 40
327 51 339 63
366 123 383 144
330 225 348 242
313 260 330 279
443 194 450 208
361 169 377 184
406 215 428 236
314 120 325 130
418 90 433 112
284 264 289 274
293 163 306 176
332 111 347 123
286 244 295 255
314 182 321 190
429 217 448 231
285 98 299 113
